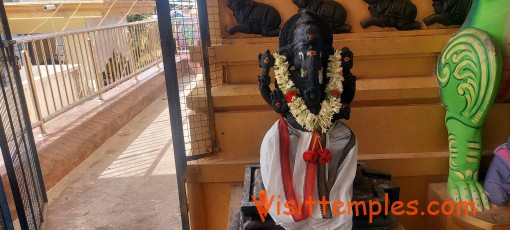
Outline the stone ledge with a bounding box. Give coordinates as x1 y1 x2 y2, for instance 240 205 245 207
427 183 510 229
203 75 440 112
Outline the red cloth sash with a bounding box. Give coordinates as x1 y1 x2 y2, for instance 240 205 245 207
279 117 318 221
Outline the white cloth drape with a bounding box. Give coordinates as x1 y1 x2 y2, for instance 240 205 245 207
260 119 358 230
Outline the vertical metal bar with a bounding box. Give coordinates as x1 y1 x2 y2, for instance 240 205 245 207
134 24 142 69
46 38 65 109
72 34 87 97
197 0 218 151
64 35 79 101
61 35 77 102
122 26 133 76
31 41 51 115
80 33 95 95
99 30 112 86
55 37 71 106
145 25 153 65
111 28 121 81
105 29 118 84
39 39 58 112
110 29 120 84
155 0 190 229
88 36 103 102
150 23 159 64
155 23 162 63
76 34 90 95
146 25 153 65
107 29 117 85
129 26 139 82
94 30 107 87
148 24 155 65
23 51 47 136
117 27 127 80
134 24 142 74
116 27 129 79
143 24 149 67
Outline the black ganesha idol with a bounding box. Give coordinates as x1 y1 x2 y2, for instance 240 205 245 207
257 11 359 229
258 11 356 132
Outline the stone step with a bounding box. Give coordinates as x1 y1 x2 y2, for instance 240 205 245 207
186 151 497 184
186 154 453 230
213 104 510 159
210 29 455 83
187 151 494 229
214 30 455 59
221 55 438 83
221 29 458 45
208 75 440 112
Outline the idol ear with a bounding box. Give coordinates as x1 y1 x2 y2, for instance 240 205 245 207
277 46 290 56
277 46 293 66
322 46 335 66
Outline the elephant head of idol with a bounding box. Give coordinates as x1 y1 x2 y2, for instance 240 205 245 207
277 11 335 115
258 11 356 132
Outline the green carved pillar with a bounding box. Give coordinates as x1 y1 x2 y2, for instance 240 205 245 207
436 0 509 211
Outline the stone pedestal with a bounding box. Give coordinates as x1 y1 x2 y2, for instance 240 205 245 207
427 183 510 230
228 163 403 230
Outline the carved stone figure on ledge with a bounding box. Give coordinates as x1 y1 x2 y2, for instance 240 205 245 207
257 11 357 229
360 0 421 30
424 0 473 26
292 0 352 33
226 0 281 37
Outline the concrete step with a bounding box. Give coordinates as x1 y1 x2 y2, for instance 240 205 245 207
213 29 455 61
187 151 495 183
213 104 510 159
208 75 440 112
186 150 494 229
221 29 458 45
221 55 438 83
210 29 456 83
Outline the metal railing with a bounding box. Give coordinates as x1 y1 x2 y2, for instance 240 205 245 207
13 20 162 135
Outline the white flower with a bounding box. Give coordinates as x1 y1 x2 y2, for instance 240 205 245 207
272 50 344 133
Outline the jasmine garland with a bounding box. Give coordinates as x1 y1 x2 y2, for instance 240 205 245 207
273 50 344 133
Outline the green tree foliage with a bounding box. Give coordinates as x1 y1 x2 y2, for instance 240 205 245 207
127 14 152 23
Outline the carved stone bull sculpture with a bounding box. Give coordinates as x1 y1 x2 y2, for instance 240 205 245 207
292 0 351 33
361 0 421 30
226 0 281 37
424 0 472 26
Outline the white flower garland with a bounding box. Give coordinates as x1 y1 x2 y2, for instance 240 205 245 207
273 50 344 133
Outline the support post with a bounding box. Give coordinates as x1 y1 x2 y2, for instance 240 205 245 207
197 0 218 153
88 37 104 102
22 51 47 137
155 0 190 229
